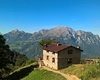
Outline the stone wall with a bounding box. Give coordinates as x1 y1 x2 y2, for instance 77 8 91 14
43 50 58 69
58 47 81 69
43 47 81 70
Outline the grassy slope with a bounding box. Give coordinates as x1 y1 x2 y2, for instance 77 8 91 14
21 69 66 80
6 62 66 80
61 64 100 80
5 62 38 80
10 62 38 75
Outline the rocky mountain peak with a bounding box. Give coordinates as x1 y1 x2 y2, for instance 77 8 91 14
3 26 100 58
39 29 49 34
51 26 74 31
43 26 77 37
10 29 25 34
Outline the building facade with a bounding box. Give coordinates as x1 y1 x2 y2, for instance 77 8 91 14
43 43 83 70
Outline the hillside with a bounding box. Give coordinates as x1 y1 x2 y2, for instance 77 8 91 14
61 63 100 80
21 69 66 80
4 26 100 59
0 34 34 79
5 62 66 80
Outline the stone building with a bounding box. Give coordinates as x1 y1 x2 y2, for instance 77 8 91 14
86 59 100 64
43 43 83 70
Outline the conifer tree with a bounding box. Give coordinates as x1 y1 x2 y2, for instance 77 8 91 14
0 34 10 69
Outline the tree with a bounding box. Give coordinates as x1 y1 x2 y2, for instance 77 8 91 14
0 35 10 78
38 38 57 47
0 35 10 69
0 34 33 79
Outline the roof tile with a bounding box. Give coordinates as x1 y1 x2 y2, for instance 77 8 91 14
43 43 83 52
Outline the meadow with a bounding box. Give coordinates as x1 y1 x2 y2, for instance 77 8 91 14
61 63 100 80
5 62 66 80
21 69 66 80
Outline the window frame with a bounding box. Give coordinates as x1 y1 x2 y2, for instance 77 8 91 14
52 57 55 63
67 58 72 63
68 50 73 54
46 50 49 53
47 55 49 60
52 52 55 54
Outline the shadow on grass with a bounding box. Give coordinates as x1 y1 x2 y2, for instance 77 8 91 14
4 64 38 80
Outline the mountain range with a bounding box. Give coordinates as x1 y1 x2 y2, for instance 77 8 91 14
3 26 100 59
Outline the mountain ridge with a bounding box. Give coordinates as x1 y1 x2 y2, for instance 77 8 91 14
3 26 100 59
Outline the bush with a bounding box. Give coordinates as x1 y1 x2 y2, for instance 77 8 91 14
22 60 34 66
80 59 86 64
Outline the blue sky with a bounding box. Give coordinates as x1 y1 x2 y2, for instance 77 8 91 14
0 0 100 36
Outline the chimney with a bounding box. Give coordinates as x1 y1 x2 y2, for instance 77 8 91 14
77 46 80 49
44 44 48 48
57 43 61 46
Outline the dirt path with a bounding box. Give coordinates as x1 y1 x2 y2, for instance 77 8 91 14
41 66 81 80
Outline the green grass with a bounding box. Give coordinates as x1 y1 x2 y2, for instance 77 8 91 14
21 69 66 80
4 62 39 80
5 62 66 80
10 62 38 75
91 77 100 80
61 64 100 80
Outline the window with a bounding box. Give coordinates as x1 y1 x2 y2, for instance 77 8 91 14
68 50 73 54
52 58 55 63
52 52 55 54
47 56 49 60
46 50 49 53
67 58 72 63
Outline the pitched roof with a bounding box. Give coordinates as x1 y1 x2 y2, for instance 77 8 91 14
43 43 83 53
